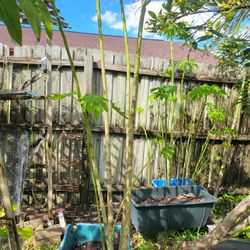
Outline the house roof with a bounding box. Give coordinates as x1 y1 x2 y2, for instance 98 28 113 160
0 26 217 64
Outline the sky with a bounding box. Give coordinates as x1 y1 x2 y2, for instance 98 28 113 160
56 0 250 40
56 0 166 39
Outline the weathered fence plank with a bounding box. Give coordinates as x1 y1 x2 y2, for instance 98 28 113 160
0 44 249 199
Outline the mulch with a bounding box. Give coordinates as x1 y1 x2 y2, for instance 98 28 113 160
137 193 202 205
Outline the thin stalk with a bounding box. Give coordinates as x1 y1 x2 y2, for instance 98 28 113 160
0 164 21 250
178 71 186 178
141 126 152 186
96 1 113 248
91 166 105 250
164 99 169 183
214 70 247 197
119 0 131 119
113 148 156 228
185 99 207 177
168 38 176 184
192 125 215 180
119 1 147 249
51 0 107 226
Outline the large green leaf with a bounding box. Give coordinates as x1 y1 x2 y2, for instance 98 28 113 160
20 0 41 41
0 0 22 45
0 226 7 238
33 0 53 39
17 226 33 240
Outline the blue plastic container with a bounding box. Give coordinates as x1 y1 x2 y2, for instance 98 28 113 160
59 223 130 250
152 178 194 187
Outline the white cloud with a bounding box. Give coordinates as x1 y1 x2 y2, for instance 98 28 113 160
91 1 216 40
91 11 118 25
91 1 165 39
102 11 118 25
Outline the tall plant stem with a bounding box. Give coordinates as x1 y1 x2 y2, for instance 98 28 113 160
0 164 21 250
167 38 176 184
51 0 107 226
184 99 207 177
192 125 215 181
113 148 156 228
96 1 114 248
90 157 106 250
214 70 247 197
178 71 186 178
119 1 147 249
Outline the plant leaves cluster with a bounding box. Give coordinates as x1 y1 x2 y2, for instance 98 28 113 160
0 0 53 45
79 95 108 120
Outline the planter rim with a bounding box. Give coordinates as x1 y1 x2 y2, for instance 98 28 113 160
131 185 217 208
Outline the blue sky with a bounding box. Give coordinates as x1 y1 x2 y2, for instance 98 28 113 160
56 0 165 39
55 1 249 41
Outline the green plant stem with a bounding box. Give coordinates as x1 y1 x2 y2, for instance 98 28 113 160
141 126 152 186
113 148 156 228
169 38 176 178
178 71 186 178
185 98 207 177
91 166 105 250
214 70 247 197
119 1 147 249
0 164 21 250
51 0 108 228
95 1 114 248
192 125 215 181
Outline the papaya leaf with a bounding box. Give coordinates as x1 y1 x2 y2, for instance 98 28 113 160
33 0 53 39
49 91 77 101
188 84 227 101
209 108 227 123
148 10 157 20
177 59 198 73
79 95 108 120
161 146 174 160
150 85 177 101
12 203 19 212
111 102 128 119
0 226 7 238
0 208 5 218
20 0 41 41
136 106 145 114
0 0 22 45
17 226 33 240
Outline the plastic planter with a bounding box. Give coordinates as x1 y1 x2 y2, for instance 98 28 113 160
152 178 206 191
152 178 194 187
59 223 130 250
131 185 217 234
214 239 250 250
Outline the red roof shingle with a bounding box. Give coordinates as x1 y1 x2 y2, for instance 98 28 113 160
0 26 217 64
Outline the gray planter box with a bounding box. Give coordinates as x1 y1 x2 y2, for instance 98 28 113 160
131 185 217 234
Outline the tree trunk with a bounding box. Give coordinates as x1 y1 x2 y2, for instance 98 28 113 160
182 195 250 250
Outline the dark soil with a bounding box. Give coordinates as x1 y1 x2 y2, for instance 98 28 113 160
20 203 122 225
74 239 119 250
137 193 202 205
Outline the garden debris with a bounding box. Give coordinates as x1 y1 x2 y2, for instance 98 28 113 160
137 193 202 205
34 224 62 247
74 238 120 250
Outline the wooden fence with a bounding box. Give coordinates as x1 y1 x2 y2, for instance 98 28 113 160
0 43 249 201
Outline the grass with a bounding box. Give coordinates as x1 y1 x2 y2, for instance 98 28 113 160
131 227 207 249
